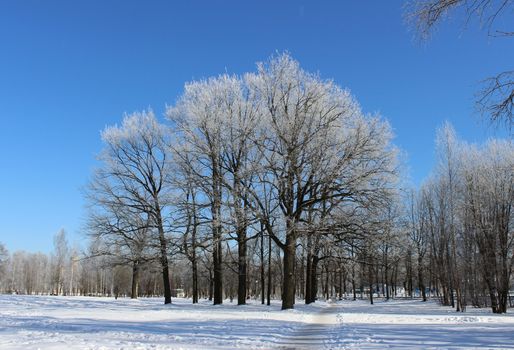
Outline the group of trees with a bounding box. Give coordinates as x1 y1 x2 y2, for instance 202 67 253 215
0 231 78 296
407 123 514 313
0 54 511 314
0 231 172 298
86 54 399 310
84 53 513 313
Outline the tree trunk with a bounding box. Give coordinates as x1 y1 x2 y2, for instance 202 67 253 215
267 231 272 306
212 159 223 305
385 255 390 301
131 260 140 299
213 236 223 305
208 268 213 301
305 252 312 304
260 227 265 305
339 268 344 300
369 263 374 305
155 208 172 305
352 275 357 301
324 262 329 299
192 257 198 304
418 253 427 302
281 233 296 310
189 192 199 304
311 256 320 303
237 234 247 305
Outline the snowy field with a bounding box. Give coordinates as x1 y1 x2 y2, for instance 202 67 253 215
1 295 513 349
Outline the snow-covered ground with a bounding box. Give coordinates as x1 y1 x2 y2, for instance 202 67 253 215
1 295 513 349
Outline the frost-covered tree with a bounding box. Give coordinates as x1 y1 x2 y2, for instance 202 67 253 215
168 76 237 305
217 79 261 305
0 243 9 288
413 122 513 313
436 123 463 310
244 53 398 309
91 110 174 304
52 229 69 295
167 54 398 309
460 139 514 313
407 188 431 302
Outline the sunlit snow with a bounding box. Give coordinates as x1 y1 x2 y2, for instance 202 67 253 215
1 295 513 349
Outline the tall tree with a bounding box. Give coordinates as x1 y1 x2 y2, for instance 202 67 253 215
93 110 173 304
246 53 398 309
168 76 240 305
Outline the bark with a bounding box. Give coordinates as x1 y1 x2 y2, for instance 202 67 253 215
352 276 357 301
192 257 198 304
260 227 265 305
305 250 320 304
267 231 272 306
237 235 247 305
208 268 213 301
156 209 172 305
212 157 223 305
281 233 296 310
235 176 247 306
418 253 427 302
324 262 329 299
305 252 312 304
369 262 374 305
384 247 390 300
339 268 344 300
131 260 140 299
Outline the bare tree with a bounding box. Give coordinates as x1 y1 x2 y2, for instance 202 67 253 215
87 202 153 299
217 81 261 306
52 229 69 295
460 139 514 313
408 188 430 302
93 110 174 304
168 77 239 305
245 53 398 309
171 148 210 304
0 243 9 287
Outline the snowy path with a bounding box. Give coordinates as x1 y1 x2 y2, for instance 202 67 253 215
1 295 513 349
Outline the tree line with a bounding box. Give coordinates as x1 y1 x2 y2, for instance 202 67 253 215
0 54 512 313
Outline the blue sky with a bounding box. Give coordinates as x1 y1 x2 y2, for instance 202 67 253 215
0 0 511 253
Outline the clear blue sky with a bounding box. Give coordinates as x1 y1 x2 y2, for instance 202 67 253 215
0 0 511 253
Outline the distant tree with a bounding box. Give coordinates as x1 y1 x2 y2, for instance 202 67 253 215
52 229 69 295
0 242 8 286
460 139 514 313
407 0 514 130
408 188 430 302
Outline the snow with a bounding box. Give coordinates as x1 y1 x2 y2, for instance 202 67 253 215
1 295 513 349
